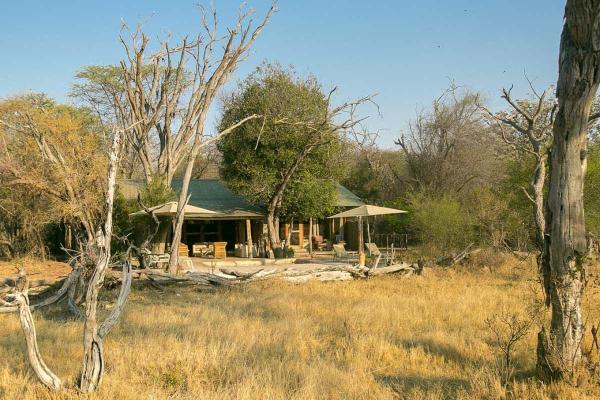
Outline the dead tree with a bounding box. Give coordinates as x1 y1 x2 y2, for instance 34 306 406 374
538 0 600 380
0 268 62 390
0 128 134 393
78 130 127 392
114 3 276 273
480 85 556 277
166 4 276 272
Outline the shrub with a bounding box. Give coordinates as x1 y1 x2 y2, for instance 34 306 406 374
408 191 474 253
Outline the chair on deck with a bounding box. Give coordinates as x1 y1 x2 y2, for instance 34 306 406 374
332 243 358 262
365 242 381 257
192 243 213 258
138 248 170 269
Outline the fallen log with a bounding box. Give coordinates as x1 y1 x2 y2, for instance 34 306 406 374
101 260 421 288
435 244 480 267
283 271 354 283
367 263 414 277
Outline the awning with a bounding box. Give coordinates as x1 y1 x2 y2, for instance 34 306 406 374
129 201 216 217
328 204 407 219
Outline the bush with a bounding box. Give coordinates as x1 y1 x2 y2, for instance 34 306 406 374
112 180 176 252
274 246 295 259
586 144 600 236
407 191 474 253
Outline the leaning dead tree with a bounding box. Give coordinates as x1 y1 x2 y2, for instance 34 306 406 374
538 0 600 380
480 85 556 268
115 4 272 188
168 4 277 272
0 128 134 393
116 3 276 273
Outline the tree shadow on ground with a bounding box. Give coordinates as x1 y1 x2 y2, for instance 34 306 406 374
397 338 490 368
375 374 470 398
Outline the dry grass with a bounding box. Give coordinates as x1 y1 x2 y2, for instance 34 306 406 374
2 253 600 399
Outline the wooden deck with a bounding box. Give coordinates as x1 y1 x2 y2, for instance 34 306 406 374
190 257 296 269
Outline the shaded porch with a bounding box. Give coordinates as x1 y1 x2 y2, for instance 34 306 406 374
180 217 265 258
282 217 359 251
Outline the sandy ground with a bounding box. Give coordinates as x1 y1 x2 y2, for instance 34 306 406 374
0 256 350 281
0 258 72 281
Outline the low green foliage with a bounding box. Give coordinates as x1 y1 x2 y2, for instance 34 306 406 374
586 143 600 236
112 181 176 250
406 191 475 252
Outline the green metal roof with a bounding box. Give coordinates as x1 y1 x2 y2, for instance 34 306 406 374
172 179 265 219
335 182 364 207
119 179 363 219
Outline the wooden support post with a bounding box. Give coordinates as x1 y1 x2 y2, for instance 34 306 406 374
339 217 345 240
284 223 290 245
309 218 313 255
245 219 253 259
330 219 334 242
358 216 365 266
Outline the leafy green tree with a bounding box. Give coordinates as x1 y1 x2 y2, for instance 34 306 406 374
218 64 348 251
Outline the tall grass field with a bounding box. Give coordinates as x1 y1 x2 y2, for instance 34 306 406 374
1 253 600 399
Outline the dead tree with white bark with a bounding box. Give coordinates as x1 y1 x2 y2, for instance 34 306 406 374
537 0 600 381
0 128 136 393
167 4 277 273
480 84 556 290
114 3 277 273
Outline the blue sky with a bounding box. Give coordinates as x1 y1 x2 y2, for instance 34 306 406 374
0 1 565 147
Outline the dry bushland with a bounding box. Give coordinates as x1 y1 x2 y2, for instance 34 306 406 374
1 254 600 399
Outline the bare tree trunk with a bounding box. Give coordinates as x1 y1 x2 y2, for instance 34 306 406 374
266 211 281 253
538 0 600 380
13 281 62 391
533 155 553 301
532 155 547 247
79 130 121 393
167 151 194 273
168 116 260 272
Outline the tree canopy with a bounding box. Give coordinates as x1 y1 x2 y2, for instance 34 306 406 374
0 94 107 254
217 64 342 222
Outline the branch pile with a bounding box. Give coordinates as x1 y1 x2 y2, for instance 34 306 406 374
115 261 422 288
